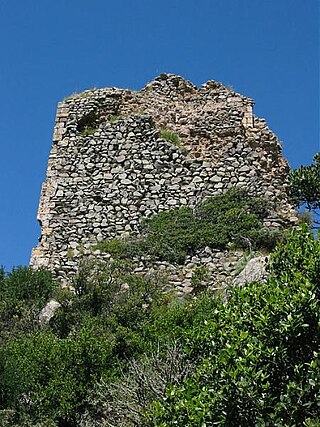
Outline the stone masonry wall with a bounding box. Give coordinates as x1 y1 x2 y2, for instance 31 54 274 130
30 74 297 288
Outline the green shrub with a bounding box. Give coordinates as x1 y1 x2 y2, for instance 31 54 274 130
81 342 193 427
0 267 56 340
191 266 210 292
288 152 320 220
0 322 115 425
77 111 99 135
143 226 320 426
95 238 140 259
84 226 320 426
160 128 181 147
98 189 283 264
95 238 126 257
195 187 269 221
268 223 320 286
0 267 54 304
1 227 318 426
80 126 96 136
0 261 165 425
148 188 282 259
50 259 161 338
108 114 120 123
141 206 209 263
0 266 5 282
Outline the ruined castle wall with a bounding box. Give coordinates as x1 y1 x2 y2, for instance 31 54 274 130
30 74 296 285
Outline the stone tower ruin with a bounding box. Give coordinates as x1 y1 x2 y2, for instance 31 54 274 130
30 74 296 288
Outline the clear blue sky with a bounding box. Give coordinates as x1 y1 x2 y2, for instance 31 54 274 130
0 0 319 270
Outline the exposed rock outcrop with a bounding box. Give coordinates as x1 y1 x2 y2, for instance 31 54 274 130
233 256 269 287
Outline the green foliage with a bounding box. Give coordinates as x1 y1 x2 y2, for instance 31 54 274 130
191 266 210 292
98 189 284 264
0 409 56 427
81 342 193 427
0 267 55 340
195 187 269 221
160 128 182 147
0 321 115 425
0 267 54 304
305 420 320 427
51 260 162 341
95 238 139 259
0 261 165 425
143 226 320 426
80 125 96 136
77 111 99 135
144 291 222 350
108 114 120 123
289 153 320 223
1 227 320 425
147 188 283 259
141 206 208 263
269 223 320 286
0 266 5 282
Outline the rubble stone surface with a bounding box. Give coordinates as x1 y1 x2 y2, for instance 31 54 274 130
30 74 297 291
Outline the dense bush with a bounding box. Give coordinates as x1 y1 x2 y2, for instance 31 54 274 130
0 322 114 424
142 226 320 426
0 225 319 426
97 188 284 263
0 267 55 341
0 261 166 426
50 260 162 340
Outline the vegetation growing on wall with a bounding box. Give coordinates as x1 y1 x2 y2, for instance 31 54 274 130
77 111 100 135
97 188 285 263
160 128 182 147
108 114 120 124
